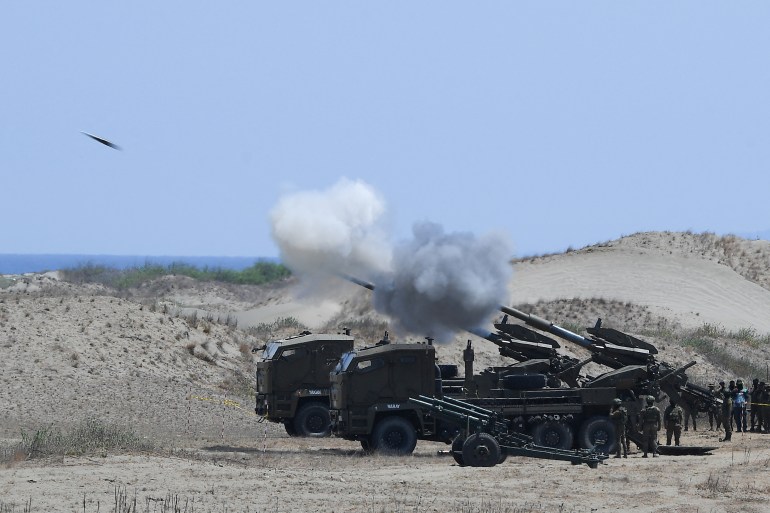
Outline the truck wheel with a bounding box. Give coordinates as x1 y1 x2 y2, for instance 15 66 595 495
371 417 418 455
360 438 372 453
578 416 616 454
532 421 574 450
284 420 298 437
293 403 331 438
462 433 500 467
451 435 466 466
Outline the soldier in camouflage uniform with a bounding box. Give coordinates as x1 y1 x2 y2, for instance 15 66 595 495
682 396 698 431
750 379 762 432
719 380 733 442
706 384 721 430
609 398 628 458
760 382 770 433
639 395 661 457
664 399 684 446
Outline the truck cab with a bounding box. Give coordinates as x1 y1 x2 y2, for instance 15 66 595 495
256 332 353 437
330 341 459 453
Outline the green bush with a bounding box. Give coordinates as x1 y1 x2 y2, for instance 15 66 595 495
60 261 291 289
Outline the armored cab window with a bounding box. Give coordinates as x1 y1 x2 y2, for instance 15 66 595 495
263 342 282 359
337 352 356 372
355 358 385 373
280 347 306 359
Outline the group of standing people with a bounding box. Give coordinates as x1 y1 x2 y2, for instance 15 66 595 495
608 395 669 458
711 378 770 441
606 377 770 458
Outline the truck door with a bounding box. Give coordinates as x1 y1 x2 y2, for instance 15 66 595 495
274 346 312 390
349 356 389 405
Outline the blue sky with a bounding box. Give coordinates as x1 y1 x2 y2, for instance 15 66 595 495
2 2 768 258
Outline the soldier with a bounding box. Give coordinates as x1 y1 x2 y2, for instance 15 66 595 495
728 380 736 431
733 379 748 432
682 396 698 431
664 399 684 446
719 381 733 442
750 378 761 432
760 382 770 433
609 398 628 458
706 384 720 430
639 395 661 457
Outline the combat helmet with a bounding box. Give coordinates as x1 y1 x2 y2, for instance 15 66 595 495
613 398 622 405
646 396 655 405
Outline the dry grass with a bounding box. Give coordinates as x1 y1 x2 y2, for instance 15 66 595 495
2 419 155 462
245 316 307 341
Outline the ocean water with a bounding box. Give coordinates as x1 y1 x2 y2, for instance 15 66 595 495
0 254 277 275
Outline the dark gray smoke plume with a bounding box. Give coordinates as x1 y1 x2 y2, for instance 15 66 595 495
372 222 512 342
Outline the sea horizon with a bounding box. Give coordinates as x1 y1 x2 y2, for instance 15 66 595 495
0 254 279 275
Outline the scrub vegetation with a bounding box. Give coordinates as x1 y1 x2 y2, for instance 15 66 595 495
60 261 291 289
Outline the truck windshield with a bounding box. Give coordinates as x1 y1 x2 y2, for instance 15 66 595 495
336 351 357 372
263 342 282 360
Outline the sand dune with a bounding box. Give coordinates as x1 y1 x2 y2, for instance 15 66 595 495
510 244 770 334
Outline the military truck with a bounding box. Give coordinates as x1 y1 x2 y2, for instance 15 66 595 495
329 339 466 453
255 331 353 437
329 337 620 454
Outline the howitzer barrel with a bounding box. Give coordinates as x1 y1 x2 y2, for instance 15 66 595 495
499 306 593 348
408 396 488 426
659 361 697 382
339 273 375 291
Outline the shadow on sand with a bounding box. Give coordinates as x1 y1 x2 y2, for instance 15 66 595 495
201 445 446 459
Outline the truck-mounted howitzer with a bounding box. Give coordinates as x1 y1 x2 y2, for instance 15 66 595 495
337 273 719 417
498 305 721 412
475 320 592 388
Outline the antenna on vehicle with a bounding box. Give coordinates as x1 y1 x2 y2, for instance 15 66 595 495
376 331 390 346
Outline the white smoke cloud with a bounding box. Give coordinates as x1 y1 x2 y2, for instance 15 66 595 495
269 179 513 342
269 178 392 280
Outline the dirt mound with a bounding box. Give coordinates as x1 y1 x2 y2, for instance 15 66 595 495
509 232 770 334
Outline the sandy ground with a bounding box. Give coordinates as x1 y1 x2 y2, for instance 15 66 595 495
3 429 770 513
2 231 770 512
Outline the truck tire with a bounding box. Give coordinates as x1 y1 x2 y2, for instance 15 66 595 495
532 421 574 450
284 420 298 437
438 364 459 379
451 435 466 466
501 373 548 390
578 416 616 454
293 403 331 438
371 417 418 455
462 433 500 467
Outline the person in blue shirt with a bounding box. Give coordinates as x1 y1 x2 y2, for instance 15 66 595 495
733 379 749 432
